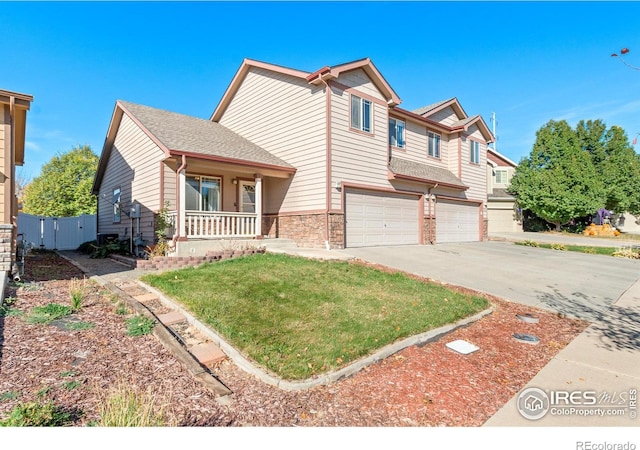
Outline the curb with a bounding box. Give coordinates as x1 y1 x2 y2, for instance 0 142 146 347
139 280 494 391
56 252 232 397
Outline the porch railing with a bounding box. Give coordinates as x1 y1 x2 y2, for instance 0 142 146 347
167 211 257 238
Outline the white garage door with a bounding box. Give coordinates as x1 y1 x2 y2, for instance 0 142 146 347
488 207 517 233
345 189 420 248
436 199 480 243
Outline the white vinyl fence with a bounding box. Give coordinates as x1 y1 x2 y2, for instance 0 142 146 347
17 213 97 251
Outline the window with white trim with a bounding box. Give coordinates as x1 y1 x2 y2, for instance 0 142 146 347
495 169 508 184
470 140 480 164
428 131 441 158
389 118 405 148
350 94 372 133
185 175 221 211
112 187 121 223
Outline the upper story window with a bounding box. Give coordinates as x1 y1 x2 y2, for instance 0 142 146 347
112 187 121 223
186 175 221 211
350 94 372 133
389 118 405 148
470 140 480 164
495 168 508 184
428 131 441 158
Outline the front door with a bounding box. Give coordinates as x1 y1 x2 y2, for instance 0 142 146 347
239 180 256 213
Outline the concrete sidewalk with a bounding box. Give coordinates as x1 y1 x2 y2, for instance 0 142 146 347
490 231 640 248
484 277 640 426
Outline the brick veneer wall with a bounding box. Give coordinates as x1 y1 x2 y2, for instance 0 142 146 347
482 218 489 241
423 216 436 245
263 212 346 249
0 224 14 273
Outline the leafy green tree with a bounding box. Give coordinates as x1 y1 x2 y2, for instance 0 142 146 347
509 120 605 231
22 145 98 217
576 120 640 215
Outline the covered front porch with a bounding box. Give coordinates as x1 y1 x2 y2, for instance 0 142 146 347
165 153 294 256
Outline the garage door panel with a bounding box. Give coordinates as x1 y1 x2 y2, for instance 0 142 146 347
346 189 420 248
436 200 479 243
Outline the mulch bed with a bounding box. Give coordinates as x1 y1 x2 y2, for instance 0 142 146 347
0 251 588 426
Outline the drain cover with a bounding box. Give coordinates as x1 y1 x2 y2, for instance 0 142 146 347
446 339 480 355
513 333 540 345
516 313 540 324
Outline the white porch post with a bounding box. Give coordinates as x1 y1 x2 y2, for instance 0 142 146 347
178 167 186 239
255 175 262 237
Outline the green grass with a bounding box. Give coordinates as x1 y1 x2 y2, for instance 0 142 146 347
63 321 95 331
25 303 73 325
0 391 19 401
0 401 72 427
142 253 489 380
125 315 156 336
515 241 618 256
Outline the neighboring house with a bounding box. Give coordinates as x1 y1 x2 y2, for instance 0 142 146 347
93 58 493 255
486 147 523 233
0 89 33 283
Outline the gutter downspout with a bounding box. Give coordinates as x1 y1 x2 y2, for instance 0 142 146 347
172 154 187 249
319 76 332 250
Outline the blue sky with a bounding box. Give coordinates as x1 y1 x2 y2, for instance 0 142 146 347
3 1 640 181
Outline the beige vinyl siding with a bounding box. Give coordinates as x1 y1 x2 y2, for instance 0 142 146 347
446 133 461 177
337 69 386 101
162 161 176 210
330 85 390 209
425 106 460 126
399 121 451 171
460 126 487 201
218 67 326 212
97 114 166 244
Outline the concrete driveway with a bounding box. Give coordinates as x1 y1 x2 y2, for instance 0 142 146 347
339 241 640 322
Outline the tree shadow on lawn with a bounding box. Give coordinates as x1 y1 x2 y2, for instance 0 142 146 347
536 287 640 352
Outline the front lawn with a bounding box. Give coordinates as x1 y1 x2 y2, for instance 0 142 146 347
141 253 488 380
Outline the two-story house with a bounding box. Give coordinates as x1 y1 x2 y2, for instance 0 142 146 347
0 89 33 287
92 58 493 255
486 147 522 233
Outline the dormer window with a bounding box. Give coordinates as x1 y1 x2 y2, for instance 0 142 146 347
389 118 405 148
350 94 372 133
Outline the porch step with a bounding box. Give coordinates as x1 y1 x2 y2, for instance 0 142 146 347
261 238 298 250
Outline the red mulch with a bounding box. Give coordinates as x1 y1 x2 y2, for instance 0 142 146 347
0 251 587 426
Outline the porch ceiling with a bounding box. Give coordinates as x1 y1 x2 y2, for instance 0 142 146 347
165 155 292 179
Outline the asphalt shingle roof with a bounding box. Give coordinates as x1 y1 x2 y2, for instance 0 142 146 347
389 157 467 189
412 98 456 116
488 188 515 200
119 101 293 169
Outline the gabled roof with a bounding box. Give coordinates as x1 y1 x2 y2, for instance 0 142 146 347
211 57 401 121
0 89 34 166
388 157 468 190
413 97 467 119
93 100 294 194
487 147 518 167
